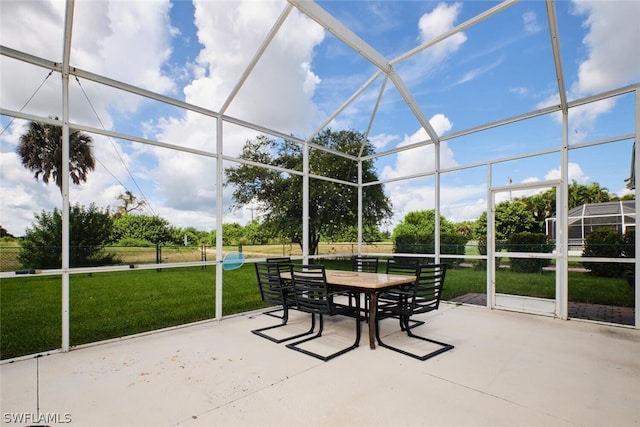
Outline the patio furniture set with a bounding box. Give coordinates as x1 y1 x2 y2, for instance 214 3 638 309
251 256 454 362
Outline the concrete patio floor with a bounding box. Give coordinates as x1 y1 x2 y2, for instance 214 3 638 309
1 303 639 427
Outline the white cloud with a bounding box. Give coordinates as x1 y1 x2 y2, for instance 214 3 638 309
369 133 398 151
544 162 589 183
418 2 467 59
456 55 504 85
380 113 461 225
510 86 531 97
184 0 324 135
393 2 466 86
73 1 176 96
381 114 455 180
571 0 640 95
523 10 541 34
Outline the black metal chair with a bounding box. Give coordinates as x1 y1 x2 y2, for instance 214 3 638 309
251 262 315 343
285 264 362 361
351 256 379 273
383 258 424 329
261 257 292 319
385 258 419 277
375 263 454 361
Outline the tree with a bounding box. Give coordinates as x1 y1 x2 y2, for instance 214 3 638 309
225 129 392 255
169 226 210 246
568 180 611 208
0 225 15 238
392 210 467 265
329 225 384 243
18 204 117 269
17 119 96 191
242 220 276 245
112 214 176 245
115 191 146 217
524 190 556 232
473 200 537 241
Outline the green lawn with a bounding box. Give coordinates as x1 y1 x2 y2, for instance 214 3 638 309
1 261 634 360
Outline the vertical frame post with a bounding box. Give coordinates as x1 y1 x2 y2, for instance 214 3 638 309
60 0 75 352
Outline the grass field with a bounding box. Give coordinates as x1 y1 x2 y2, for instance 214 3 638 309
1 258 634 360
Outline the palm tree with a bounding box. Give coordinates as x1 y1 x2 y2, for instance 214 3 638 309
17 119 96 191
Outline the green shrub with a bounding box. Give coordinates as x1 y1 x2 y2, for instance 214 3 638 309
116 237 155 247
582 228 625 277
622 228 635 258
18 204 119 269
621 228 635 286
392 210 468 267
394 232 467 267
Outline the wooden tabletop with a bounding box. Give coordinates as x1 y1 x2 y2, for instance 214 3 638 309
324 270 415 290
281 269 415 290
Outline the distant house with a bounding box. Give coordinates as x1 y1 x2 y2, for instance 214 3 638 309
545 201 636 250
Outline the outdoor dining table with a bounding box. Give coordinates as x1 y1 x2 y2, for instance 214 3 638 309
323 269 416 350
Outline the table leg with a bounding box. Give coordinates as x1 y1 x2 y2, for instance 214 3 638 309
368 291 377 349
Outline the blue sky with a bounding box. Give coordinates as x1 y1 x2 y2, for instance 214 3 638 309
1 0 638 236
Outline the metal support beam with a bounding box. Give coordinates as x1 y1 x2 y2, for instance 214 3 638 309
635 89 639 328
215 119 223 320
486 166 495 309
288 0 390 72
60 0 74 353
546 0 568 112
303 141 310 263
557 111 569 320
357 161 363 254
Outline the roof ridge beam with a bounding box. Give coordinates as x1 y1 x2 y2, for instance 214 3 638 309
289 0 439 142
288 0 390 72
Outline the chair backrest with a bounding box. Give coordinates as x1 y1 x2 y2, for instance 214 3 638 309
266 257 291 264
352 256 379 273
255 262 286 305
411 263 447 314
385 258 419 276
288 264 331 314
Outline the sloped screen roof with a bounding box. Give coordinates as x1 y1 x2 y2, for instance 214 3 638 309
0 0 638 235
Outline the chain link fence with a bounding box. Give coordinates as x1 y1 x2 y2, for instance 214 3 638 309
0 245 214 272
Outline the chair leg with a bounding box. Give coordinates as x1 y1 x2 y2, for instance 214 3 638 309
286 299 362 362
263 306 286 319
252 310 316 344
398 316 424 331
376 315 453 361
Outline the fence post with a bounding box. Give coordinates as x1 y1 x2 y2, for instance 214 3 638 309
156 244 162 272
